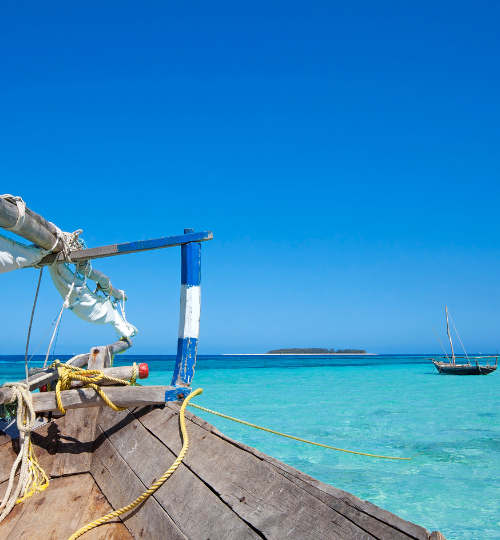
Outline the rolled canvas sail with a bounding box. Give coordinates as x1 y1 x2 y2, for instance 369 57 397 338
0 234 46 274
49 263 137 338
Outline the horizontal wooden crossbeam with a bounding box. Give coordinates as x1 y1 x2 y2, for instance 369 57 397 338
37 231 213 266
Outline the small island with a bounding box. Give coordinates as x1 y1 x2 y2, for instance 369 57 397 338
266 348 367 354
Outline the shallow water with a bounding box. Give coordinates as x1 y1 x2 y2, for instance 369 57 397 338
1 354 499 540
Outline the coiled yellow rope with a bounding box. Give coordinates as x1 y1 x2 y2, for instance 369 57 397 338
188 402 425 460
52 361 139 415
67 388 203 540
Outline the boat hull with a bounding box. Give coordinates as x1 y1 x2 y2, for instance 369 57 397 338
0 403 447 540
432 361 497 375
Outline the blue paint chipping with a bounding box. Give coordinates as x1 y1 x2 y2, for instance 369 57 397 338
172 337 198 386
181 242 201 287
164 386 192 402
116 231 211 254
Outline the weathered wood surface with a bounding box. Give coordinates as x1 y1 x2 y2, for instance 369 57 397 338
0 400 448 539
71 364 147 387
30 385 175 413
91 424 188 540
0 473 133 540
50 408 100 477
95 407 262 540
88 345 112 371
0 339 133 404
136 403 447 540
0 196 65 252
0 420 60 484
430 533 447 540
136 405 382 540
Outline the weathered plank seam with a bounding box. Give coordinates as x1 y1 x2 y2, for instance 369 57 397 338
131 410 269 540
93 419 191 539
89 455 152 538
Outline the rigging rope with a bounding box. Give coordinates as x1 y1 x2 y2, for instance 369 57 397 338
188 402 427 461
49 360 140 415
67 388 204 540
0 384 49 524
43 267 79 367
448 312 470 363
24 268 43 383
433 327 450 362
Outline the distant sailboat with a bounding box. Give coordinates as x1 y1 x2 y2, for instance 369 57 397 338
430 306 498 375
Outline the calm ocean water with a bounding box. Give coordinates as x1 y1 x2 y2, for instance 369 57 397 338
1 353 499 540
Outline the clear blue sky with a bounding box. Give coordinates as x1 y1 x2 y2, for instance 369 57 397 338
1 1 499 355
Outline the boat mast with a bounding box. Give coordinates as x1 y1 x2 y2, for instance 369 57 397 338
445 306 456 365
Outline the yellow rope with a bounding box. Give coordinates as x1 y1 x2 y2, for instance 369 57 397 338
67 388 203 540
188 402 426 461
51 361 137 415
16 440 50 504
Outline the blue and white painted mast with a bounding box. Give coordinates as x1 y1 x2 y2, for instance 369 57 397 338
171 228 201 392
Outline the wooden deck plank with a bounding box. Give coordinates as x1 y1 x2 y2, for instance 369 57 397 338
50 408 99 477
96 407 262 540
135 405 375 540
91 426 188 540
1 473 131 540
0 420 60 484
0 438 19 483
73 477 134 540
0 479 35 538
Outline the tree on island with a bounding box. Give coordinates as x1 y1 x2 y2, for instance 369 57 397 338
266 348 366 354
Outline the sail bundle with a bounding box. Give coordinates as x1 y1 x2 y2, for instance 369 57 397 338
0 234 48 274
0 194 137 339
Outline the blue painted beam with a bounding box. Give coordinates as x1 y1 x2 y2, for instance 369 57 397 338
37 231 213 266
171 231 202 387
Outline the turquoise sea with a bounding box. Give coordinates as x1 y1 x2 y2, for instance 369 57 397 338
1 353 499 540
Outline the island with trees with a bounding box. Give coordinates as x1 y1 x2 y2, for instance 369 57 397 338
266 348 367 354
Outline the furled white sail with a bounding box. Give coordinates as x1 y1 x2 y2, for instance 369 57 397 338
0 234 46 274
48 263 137 338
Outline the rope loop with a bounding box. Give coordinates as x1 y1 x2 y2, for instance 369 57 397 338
0 194 26 232
51 361 138 415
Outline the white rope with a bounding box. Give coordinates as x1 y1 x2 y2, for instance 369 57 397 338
48 227 83 264
0 383 36 524
0 195 26 233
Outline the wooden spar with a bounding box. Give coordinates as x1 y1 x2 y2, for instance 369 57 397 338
0 364 146 405
0 339 132 405
0 197 126 301
69 364 149 387
445 306 456 365
0 196 65 252
36 230 213 266
28 385 177 413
